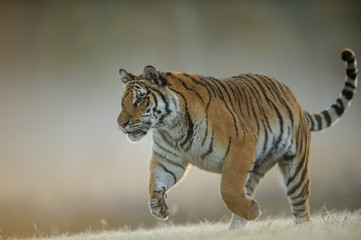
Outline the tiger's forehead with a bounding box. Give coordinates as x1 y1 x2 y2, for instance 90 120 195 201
123 81 148 99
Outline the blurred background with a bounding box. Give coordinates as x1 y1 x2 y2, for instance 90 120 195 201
1 0 360 238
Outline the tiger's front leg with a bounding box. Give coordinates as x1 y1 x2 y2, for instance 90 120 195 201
148 153 188 220
220 134 261 226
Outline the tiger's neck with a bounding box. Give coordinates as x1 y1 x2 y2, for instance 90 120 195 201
152 88 191 141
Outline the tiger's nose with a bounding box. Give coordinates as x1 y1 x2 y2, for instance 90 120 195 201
118 120 129 128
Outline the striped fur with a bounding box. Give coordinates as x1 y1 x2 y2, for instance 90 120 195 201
117 49 358 228
304 49 358 131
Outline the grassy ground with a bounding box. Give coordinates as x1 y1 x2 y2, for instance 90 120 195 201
15 210 361 240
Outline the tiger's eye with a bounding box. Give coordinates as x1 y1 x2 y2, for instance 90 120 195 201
134 98 143 106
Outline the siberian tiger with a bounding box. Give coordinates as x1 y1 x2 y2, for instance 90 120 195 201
117 49 358 229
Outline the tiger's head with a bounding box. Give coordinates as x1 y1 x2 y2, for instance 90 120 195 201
117 65 178 142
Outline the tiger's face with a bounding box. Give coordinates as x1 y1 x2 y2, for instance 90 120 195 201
117 66 170 142
118 82 152 141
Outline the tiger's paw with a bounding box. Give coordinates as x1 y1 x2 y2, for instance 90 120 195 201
246 200 261 220
149 196 170 220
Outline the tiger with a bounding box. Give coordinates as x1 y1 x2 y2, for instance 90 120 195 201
117 49 358 229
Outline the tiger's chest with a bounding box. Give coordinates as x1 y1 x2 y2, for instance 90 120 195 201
152 128 226 173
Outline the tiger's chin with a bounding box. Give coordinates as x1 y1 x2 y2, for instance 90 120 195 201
127 131 148 142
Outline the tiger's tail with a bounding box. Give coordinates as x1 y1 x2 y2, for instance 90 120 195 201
304 48 358 132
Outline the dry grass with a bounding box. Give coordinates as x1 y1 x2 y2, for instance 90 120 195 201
13 210 361 240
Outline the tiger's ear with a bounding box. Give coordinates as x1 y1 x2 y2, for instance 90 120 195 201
143 65 168 87
119 69 135 83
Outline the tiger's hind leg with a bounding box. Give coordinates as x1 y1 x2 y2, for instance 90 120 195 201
245 160 278 198
229 160 278 229
278 129 311 223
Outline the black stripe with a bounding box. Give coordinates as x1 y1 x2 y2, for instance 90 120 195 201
287 162 308 196
198 76 218 96
154 140 179 158
346 68 357 80
224 80 249 136
150 92 158 113
183 74 213 147
221 137 232 162
314 114 322 130
158 163 177 184
207 76 224 98
248 169 263 177
201 101 211 146
256 74 295 129
224 80 249 135
184 74 212 147
304 112 314 131
270 101 284 149
183 73 214 95
213 77 242 129
151 88 168 108
170 88 194 150
296 126 303 155
252 163 260 171
259 75 282 96
214 78 236 106
287 150 306 186
345 82 356 90
150 87 170 124
239 75 263 101
230 79 251 118
225 80 248 136
224 80 239 105
208 77 239 135
234 77 261 135
292 207 307 213
153 150 185 170
291 180 309 201
245 74 273 108
331 99 344 116
157 131 178 148
202 130 214 159
274 80 292 102
280 98 294 129
177 76 204 103
244 75 274 134
342 89 354 100
157 132 175 147
182 109 194 152
321 110 332 127
186 74 214 97
261 74 292 102
255 74 278 99
283 153 296 161
247 186 254 193
292 211 309 219
262 121 269 155
292 199 306 207
248 94 261 136
241 76 274 136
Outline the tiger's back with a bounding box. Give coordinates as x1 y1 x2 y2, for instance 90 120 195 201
161 71 305 171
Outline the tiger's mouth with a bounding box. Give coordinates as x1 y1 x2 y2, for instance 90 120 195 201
126 129 147 135
119 121 151 142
